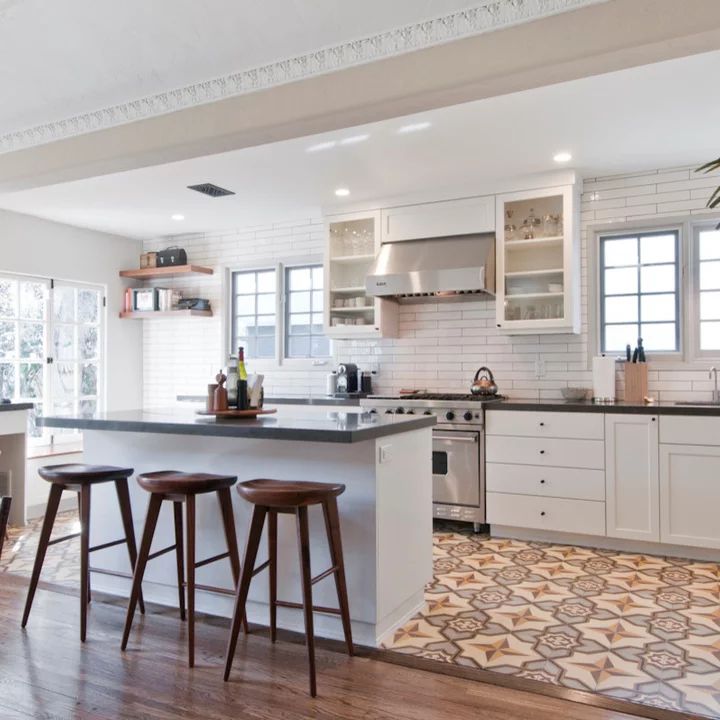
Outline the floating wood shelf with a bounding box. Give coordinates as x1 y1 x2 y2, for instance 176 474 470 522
119 264 214 280
119 309 213 319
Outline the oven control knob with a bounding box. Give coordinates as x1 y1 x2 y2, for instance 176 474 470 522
406 409 415 414
369 409 377 414
396 407 405 414
385 409 393 414
463 411 473 421
445 411 455 421
423 410 433 415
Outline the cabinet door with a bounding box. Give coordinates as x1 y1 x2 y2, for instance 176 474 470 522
605 415 659 541
660 444 720 549
381 196 494 243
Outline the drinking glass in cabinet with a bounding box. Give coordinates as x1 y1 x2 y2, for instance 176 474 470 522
504 210 517 241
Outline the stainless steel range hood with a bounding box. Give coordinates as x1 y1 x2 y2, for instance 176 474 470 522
365 234 495 302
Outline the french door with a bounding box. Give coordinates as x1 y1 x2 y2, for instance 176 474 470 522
0 274 104 445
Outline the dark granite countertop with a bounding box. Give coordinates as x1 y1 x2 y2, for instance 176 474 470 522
0 402 33 412
39 407 435 443
176 395 362 407
487 399 720 416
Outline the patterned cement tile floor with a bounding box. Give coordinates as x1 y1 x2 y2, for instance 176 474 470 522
386 524 720 719
1 510 81 586
5 513 720 717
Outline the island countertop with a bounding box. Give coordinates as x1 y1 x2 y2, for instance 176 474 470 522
39 406 435 443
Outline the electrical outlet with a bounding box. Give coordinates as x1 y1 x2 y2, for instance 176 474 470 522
379 445 392 464
534 358 546 379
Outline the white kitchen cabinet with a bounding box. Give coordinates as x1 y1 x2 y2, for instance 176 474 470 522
495 184 581 334
380 196 494 243
605 414 659 542
660 443 720 549
324 210 398 339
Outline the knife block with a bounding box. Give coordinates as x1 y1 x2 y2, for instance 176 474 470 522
624 362 648 403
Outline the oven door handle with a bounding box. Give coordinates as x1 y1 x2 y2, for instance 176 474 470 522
433 434 478 443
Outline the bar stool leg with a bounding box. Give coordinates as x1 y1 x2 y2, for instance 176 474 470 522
322 499 353 656
77 490 91 607
79 484 91 642
22 483 63 628
121 494 162 651
295 506 317 698
186 494 196 668
115 478 145 614
217 487 248 634
172 501 186 621
268 510 278 643
223 505 267 681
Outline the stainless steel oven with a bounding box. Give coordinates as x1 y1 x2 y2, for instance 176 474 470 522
432 429 482 510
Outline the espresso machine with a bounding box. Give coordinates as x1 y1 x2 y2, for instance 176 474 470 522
334 364 373 397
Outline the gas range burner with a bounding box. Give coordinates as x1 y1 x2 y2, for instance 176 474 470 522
370 393 506 402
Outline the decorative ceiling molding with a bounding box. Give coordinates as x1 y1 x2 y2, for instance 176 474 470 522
0 0 607 155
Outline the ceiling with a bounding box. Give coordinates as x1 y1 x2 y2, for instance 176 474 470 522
1 50 718 239
0 0 540 143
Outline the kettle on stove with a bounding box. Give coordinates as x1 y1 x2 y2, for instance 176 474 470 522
470 366 498 396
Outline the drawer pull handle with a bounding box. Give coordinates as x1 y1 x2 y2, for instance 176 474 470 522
539 450 545 455
540 511 546 517
540 479 546 484
539 422 545 427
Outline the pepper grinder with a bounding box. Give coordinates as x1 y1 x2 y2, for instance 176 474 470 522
214 370 229 411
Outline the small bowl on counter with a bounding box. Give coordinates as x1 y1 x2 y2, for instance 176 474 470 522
561 387 591 401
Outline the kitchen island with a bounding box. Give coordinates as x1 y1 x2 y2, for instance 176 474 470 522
40 406 435 646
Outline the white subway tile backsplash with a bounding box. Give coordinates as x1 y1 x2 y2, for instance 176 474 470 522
142 165 718 406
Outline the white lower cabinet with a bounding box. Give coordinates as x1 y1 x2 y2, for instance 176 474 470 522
660 443 720 549
605 414 659 542
487 493 606 535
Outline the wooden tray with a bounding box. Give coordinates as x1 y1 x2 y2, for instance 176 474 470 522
196 408 277 419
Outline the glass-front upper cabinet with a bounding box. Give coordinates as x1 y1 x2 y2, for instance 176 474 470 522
495 185 580 334
324 211 397 339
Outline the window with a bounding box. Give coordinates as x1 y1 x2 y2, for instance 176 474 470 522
599 230 680 354
230 262 330 363
0 274 104 444
285 266 329 359
232 269 277 359
695 226 720 353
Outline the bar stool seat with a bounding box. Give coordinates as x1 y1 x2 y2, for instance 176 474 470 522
224 478 353 697
122 470 246 668
138 470 237 495
39 463 133 484
22 463 143 642
237 479 345 507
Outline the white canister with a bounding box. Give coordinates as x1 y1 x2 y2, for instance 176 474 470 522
326 371 338 396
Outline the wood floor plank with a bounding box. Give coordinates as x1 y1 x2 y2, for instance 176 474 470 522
0 574 644 720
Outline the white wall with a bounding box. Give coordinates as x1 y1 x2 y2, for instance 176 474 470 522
0 208 143 411
143 165 720 406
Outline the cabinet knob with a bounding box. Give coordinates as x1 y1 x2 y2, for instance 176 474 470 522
540 511 546 517
651 417 656 422
539 422 545 427
540 479 546 484
539 450 545 455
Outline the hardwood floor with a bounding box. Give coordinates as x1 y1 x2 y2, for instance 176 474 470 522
0 574 643 720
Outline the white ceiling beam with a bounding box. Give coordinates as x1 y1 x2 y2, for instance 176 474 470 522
1 0 719 193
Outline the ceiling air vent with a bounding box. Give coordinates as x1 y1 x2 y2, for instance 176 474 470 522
187 183 235 198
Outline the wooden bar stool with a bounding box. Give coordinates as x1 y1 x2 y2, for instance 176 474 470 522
21 463 144 642
121 470 246 667
223 479 353 697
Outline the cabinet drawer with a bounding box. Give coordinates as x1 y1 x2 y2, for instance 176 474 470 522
486 410 604 440
660 416 720 446
486 436 605 469
486 463 605 501
487 492 606 536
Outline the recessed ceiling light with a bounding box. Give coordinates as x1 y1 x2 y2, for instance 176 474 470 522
306 140 337 153
171 214 185 221
339 134 370 146
553 151 573 163
334 188 350 197
398 121 432 134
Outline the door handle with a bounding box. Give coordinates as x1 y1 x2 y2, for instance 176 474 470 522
433 435 478 443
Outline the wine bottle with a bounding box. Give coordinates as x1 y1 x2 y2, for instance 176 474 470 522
236 346 249 409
